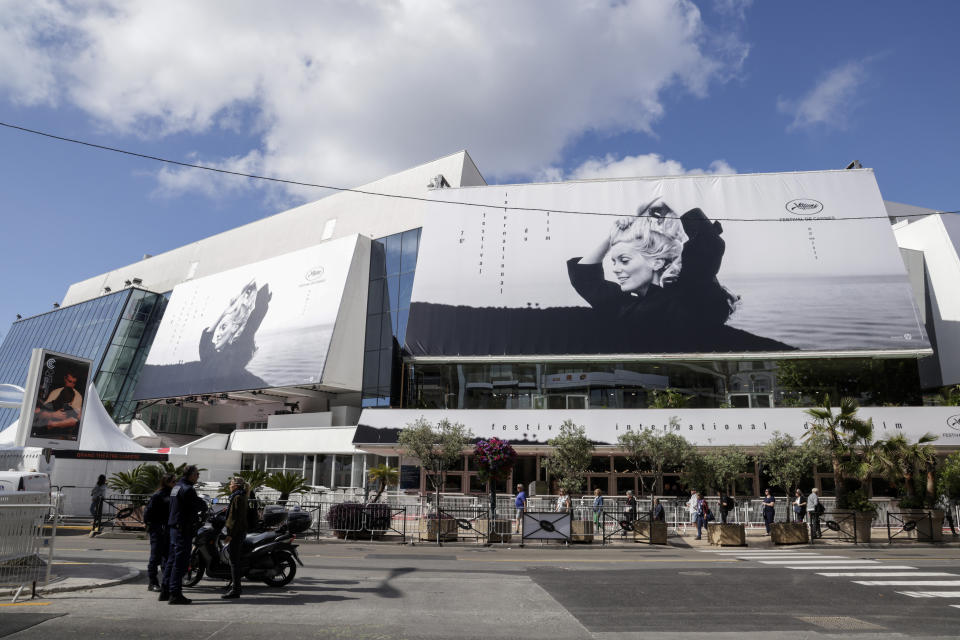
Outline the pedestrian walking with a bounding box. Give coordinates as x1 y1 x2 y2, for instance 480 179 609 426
89 474 106 537
651 497 665 522
592 488 604 529
143 473 176 592
762 488 776 534
221 476 249 599
694 492 707 540
807 487 822 539
793 489 806 523
161 465 206 605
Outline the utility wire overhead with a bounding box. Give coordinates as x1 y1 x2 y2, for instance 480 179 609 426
1 120 954 222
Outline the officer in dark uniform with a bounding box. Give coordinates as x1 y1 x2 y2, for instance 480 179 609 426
221 476 249 599
160 465 205 605
144 473 176 591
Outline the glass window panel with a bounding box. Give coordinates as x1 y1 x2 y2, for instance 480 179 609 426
399 272 414 310
397 308 409 345
378 348 393 388
266 454 284 469
386 275 399 311
400 228 420 273
285 455 305 474
362 350 380 391
385 234 402 275
389 310 399 336
369 241 387 280
367 278 385 314
379 306 394 345
365 314 382 351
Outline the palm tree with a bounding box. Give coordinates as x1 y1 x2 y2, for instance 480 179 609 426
879 433 938 503
803 396 861 502
265 471 310 503
367 464 399 502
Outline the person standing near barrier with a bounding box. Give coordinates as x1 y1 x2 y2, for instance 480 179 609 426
793 489 806 523
90 474 106 537
555 488 571 513
514 484 526 532
221 476 248 599
807 487 822 539
686 489 698 526
762 488 776 534
651 497 665 522
144 473 176 592
592 488 604 529
161 465 205 605
694 492 707 540
719 492 735 524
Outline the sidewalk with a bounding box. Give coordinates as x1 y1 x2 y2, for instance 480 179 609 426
2 563 141 600
671 524 960 549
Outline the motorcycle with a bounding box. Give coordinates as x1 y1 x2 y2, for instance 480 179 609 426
183 507 304 588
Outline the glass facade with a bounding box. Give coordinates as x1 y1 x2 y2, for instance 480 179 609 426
242 452 396 489
404 357 923 410
0 289 164 429
362 228 421 408
137 402 199 435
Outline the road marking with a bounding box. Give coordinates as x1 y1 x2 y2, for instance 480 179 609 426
734 554 827 559
0 602 51 607
787 566 917 570
817 572 956 577
760 559 878 565
52 561 94 565
896 591 960 598
853 580 960 587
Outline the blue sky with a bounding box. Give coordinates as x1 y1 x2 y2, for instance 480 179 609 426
0 1 958 342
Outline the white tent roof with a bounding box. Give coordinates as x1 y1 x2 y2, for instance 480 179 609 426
0 382 156 454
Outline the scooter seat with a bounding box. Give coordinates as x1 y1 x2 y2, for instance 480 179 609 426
242 531 276 550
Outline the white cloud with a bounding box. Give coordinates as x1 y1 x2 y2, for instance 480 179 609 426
778 60 868 131
0 0 748 200
539 153 735 181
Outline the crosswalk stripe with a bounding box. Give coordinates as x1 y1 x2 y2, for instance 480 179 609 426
896 591 960 598
760 559 877 565
701 550 820 554
854 580 960 587
734 554 826 559
786 566 916 570
817 572 956 577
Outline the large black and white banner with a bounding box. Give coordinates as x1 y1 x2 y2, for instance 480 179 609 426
18 349 92 449
135 236 358 399
407 170 929 356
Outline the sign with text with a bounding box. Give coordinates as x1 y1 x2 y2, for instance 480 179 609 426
18 349 92 450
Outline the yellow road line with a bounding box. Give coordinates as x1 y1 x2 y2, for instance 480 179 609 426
0 602 51 607
52 561 93 565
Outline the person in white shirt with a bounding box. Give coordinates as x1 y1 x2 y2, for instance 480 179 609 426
555 488 571 513
687 489 698 524
806 487 822 539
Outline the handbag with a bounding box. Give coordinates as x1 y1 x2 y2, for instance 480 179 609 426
706 511 715 522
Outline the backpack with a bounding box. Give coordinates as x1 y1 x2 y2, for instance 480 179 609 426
246 490 261 530
815 502 825 515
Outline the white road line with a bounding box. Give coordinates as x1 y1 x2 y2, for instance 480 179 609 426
760 559 877 565
734 554 826 559
897 591 960 598
817 572 956 577
701 550 820 554
854 580 960 587
786 566 916 570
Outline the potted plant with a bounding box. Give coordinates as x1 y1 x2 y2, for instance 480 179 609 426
473 437 518 543
543 421 594 542
833 489 877 543
880 432 941 540
759 432 828 545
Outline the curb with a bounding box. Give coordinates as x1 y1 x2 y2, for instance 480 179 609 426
39 567 142 595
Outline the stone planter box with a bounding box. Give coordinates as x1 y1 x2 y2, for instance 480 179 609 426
419 518 458 542
707 523 745 546
833 511 873 543
899 509 944 541
771 522 809 545
570 520 594 543
476 518 512 543
633 520 668 545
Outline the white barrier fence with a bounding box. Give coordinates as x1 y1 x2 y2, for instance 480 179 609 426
0 491 56 601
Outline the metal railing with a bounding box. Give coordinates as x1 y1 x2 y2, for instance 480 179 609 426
0 492 57 601
813 510 858 544
886 511 934 543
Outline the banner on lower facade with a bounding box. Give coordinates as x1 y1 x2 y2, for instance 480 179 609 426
407 170 930 356
356 408 960 448
134 235 359 399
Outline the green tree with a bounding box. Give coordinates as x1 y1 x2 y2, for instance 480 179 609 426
218 469 270 497
367 464 399 502
397 417 472 509
758 432 827 521
879 432 938 505
706 446 750 497
617 427 691 495
936 452 960 500
802 396 867 503
680 450 714 494
543 420 594 495
648 388 693 409
939 385 960 407
265 471 310 503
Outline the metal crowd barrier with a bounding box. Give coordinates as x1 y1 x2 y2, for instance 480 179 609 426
0 492 57 601
811 510 858 544
886 511 934 543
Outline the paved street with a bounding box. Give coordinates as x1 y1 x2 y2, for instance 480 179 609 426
3 535 960 639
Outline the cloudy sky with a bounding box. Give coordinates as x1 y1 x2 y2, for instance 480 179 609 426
0 1 957 339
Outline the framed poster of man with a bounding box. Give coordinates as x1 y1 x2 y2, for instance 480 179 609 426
18 349 92 449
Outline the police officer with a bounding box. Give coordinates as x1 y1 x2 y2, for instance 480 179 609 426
144 473 176 592
160 465 205 604
221 476 248 599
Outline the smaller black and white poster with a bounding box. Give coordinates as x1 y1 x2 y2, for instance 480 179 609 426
23 350 92 448
134 235 358 399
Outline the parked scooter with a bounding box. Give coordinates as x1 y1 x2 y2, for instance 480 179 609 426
184 508 304 588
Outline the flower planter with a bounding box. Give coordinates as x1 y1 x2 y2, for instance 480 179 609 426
570 520 594 543
419 517 458 542
832 510 873 543
633 520 668 545
771 522 809 545
899 509 944 541
476 518 512 543
707 523 745 546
